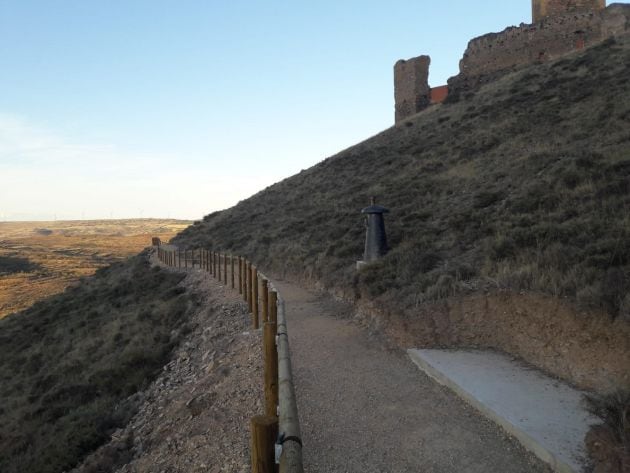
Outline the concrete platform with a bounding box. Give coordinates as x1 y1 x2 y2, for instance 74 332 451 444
408 349 599 473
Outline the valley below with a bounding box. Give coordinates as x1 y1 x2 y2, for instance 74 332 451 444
0 219 191 318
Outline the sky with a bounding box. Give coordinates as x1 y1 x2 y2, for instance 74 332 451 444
1 1 541 221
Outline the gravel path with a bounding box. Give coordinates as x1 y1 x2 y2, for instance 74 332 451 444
273 279 553 473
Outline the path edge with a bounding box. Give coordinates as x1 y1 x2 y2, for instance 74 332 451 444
407 349 576 473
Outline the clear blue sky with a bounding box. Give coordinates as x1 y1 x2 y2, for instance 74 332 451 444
1 1 545 220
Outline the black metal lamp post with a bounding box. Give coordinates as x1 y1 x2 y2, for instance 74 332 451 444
357 198 389 269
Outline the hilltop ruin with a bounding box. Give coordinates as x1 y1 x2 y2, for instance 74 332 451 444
394 1 630 123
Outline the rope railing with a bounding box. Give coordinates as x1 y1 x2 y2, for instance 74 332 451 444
154 239 304 473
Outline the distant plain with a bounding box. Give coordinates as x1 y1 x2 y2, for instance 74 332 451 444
0 219 191 318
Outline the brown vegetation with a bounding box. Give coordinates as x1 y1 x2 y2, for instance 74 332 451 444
0 252 193 473
0 219 190 318
585 391 630 473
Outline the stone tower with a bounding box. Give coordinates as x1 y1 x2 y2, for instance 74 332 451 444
393 55 431 123
532 0 606 22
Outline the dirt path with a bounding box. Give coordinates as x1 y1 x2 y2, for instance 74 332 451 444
273 279 553 473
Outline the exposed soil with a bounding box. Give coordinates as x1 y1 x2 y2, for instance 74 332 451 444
347 289 630 394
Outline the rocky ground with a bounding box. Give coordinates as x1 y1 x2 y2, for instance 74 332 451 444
73 254 263 473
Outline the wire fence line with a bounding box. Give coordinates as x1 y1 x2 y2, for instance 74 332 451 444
155 240 303 473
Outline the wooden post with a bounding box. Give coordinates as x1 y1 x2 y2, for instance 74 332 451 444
238 257 243 294
223 254 228 285
218 253 222 281
250 415 278 473
231 255 235 289
213 252 218 277
243 260 248 302
247 261 253 309
261 279 269 323
264 321 278 417
253 267 259 329
269 291 278 324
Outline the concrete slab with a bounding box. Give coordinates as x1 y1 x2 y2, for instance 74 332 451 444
408 349 599 473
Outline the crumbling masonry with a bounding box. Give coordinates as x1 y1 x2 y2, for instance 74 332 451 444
532 0 605 22
393 55 431 124
394 1 630 123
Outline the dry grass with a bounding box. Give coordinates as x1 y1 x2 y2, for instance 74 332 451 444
585 391 630 472
0 219 190 318
0 252 193 473
174 37 630 321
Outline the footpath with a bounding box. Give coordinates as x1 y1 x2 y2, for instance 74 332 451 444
273 279 553 473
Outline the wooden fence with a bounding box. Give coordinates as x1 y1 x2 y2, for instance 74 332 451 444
156 243 303 473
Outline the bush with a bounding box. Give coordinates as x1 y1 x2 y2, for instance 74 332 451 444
0 255 191 473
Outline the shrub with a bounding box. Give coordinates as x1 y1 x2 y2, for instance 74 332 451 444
0 255 191 473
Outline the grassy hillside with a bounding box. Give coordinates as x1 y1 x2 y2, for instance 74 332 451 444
175 37 630 320
0 253 192 473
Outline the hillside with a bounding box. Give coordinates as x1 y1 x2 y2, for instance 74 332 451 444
174 37 630 389
1 32 628 473
0 253 193 473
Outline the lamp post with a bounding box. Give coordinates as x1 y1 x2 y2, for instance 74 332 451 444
357 197 389 269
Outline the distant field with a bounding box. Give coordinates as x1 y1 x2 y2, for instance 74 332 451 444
0 219 191 318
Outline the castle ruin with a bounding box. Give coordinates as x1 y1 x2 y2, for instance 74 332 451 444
532 0 605 22
393 56 431 124
394 1 630 123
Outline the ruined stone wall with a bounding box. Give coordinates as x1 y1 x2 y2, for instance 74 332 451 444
394 55 430 123
532 0 606 23
454 4 630 90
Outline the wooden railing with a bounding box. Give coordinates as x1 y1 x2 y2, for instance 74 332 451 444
155 242 303 473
